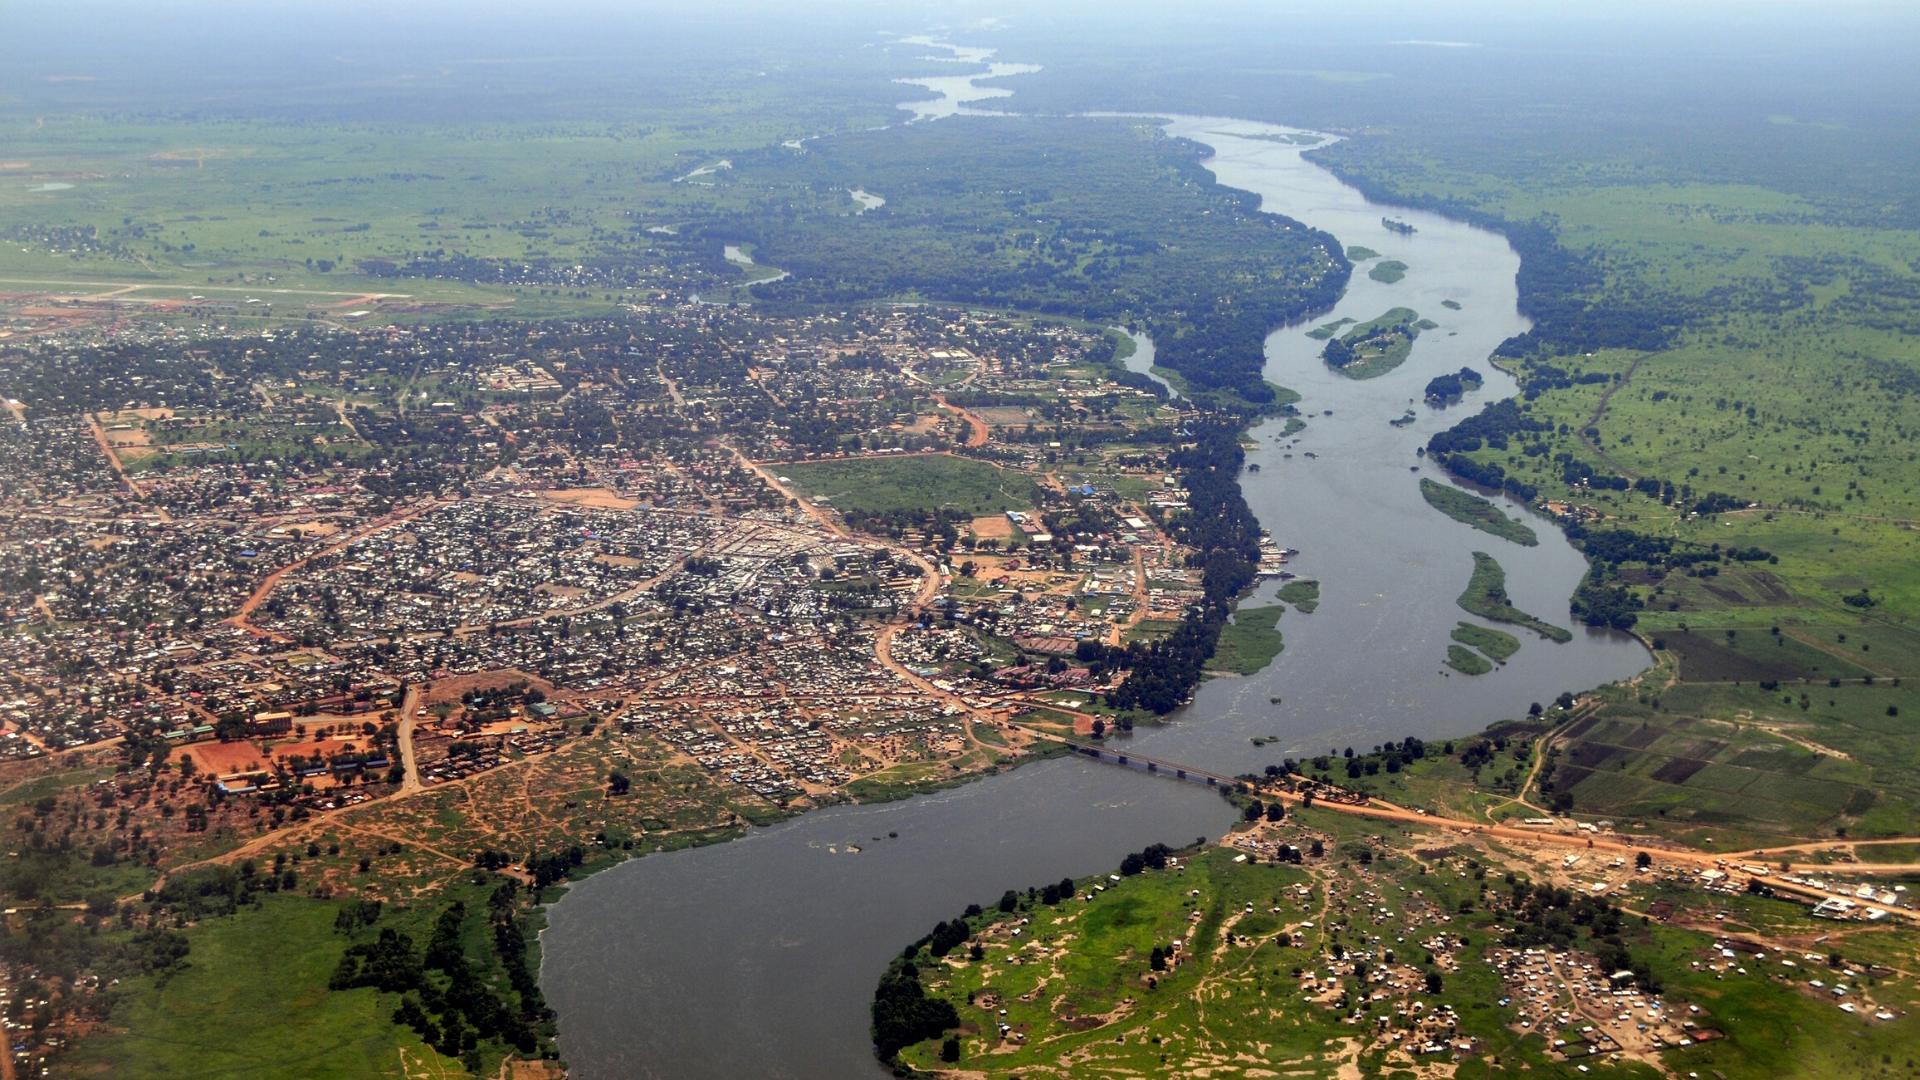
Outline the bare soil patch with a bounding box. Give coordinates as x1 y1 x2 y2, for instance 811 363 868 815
540 487 639 510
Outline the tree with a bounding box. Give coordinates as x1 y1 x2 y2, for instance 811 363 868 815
872 959 958 1061
1634 851 1652 870
1425 970 1444 994
607 771 631 796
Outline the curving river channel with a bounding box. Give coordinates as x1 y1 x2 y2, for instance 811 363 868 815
541 44 1651 1080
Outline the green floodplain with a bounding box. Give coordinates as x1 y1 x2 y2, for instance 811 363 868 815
1209 604 1285 675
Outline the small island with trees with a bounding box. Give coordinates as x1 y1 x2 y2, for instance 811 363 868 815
1423 366 1483 404
1320 307 1428 379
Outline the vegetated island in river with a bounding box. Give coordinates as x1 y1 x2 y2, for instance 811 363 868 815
1419 477 1538 546
1276 578 1319 612
1445 643 1493 675
1368 259 1408 284
1457 551 1572 642
1447 621 1521 674
1320 307 1432 379
1422 366 1483 404
1451 620 1520 662
1306 317 1355 341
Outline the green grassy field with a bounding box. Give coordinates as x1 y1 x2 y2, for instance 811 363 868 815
1420 477 1540 546
59 896 461 1079
776 455 1039 517
1334 728 1544 818
1458 551 1574 642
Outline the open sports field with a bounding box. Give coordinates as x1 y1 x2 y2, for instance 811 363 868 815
778 454 1039 516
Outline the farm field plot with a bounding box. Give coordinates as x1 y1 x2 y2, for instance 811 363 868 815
1656 628 1876 683
1546 682 1920 843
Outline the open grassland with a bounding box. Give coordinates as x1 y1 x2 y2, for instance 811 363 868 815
0 22 932 317
778 454 1040 517
59 895 461 1079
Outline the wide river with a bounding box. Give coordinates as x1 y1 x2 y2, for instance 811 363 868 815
542 46 1650 1080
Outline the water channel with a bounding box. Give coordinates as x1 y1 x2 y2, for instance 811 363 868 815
542 45 1651 1080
